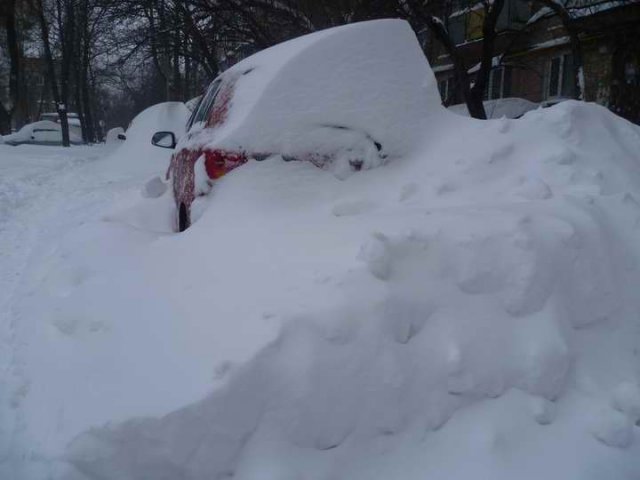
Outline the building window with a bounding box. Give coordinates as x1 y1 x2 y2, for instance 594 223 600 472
484 66 512 100
546 53 575 98
466 8 485 42
449 4 485 45
624 57 639 86
439 77 454 103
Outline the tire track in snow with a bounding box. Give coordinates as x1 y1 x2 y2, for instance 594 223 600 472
0 146 112 476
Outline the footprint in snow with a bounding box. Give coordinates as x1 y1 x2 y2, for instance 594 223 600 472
399 183 419 202
331 199 377 217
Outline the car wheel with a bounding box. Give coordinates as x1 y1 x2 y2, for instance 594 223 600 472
178 203 190 232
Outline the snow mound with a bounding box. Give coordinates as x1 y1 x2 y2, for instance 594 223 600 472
15 100 636 479
189 19 440 159
4 95 640 479
449 97 539 119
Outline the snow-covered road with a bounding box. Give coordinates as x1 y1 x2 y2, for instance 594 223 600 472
0 146 96 313
0 143 153 477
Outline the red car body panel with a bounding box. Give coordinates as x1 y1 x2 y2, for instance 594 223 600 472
167 45 380 231
167 75 252 227
167 147 249 225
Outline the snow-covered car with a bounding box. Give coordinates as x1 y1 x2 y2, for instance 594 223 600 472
105 127 127 143
39 111 81 126
155 19 440 231
1 119 83 146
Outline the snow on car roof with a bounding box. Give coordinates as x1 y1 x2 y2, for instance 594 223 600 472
189 19 442 158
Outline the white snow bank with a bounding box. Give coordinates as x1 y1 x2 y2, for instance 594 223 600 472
4 99 640 479
449 97 539 119
186 19 440 159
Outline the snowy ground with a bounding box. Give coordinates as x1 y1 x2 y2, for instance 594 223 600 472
2 100 640 479
0 140 172 477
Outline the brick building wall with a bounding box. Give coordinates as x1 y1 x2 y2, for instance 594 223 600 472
583 41 613 104
428 1 639 123
509 51 549 102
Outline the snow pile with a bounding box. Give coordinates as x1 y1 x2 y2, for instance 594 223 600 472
449 97 539 119
186 19 440 161
3 99 640 479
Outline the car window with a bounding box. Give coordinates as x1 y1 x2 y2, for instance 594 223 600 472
189 78 222 130
32 128 61 143
185 96 203 131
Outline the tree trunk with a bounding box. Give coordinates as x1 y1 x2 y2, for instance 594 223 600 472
36 0 70 146
420 12 487 119
467 0 506 120
147 5 169 100
466 94 488 119
74 61 87 143
172 25 182 101
58 0 75 146
80 0 95 142
178 1 218 77
3 0 25 131
0 105 11 135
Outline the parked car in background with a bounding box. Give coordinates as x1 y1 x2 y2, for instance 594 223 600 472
105 127 127 144
1 119 83 146
39 112 81 126
40 112 83 140
153 19 440 231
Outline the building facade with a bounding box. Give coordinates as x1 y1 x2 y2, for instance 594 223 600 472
428 0 640 123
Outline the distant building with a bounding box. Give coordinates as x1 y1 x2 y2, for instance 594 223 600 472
427 0 640 123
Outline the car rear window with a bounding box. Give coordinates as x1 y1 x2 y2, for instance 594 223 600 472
188 78 222 130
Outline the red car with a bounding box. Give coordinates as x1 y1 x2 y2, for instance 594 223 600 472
152 19 439 231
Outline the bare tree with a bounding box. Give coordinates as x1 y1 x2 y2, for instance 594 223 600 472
32 0 72 145
398 0 506 119
0 0 26 134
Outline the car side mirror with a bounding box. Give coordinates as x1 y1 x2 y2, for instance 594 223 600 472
151 131 177 149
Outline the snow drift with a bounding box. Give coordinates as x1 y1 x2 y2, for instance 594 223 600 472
2 20 640 480
449 97 539 119
3 99 640 480
185 19 440 160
